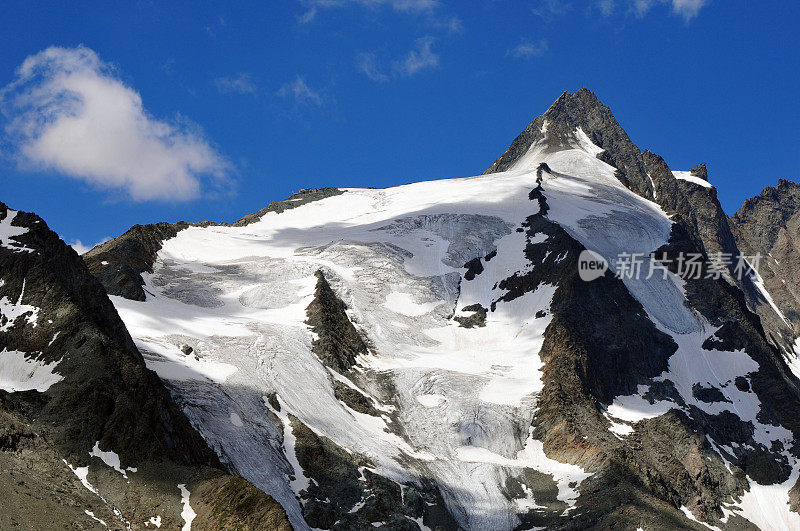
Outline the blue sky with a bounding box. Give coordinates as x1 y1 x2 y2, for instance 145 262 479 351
1 1 798 251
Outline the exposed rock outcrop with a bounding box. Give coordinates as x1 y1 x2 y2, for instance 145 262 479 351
305 270 369 373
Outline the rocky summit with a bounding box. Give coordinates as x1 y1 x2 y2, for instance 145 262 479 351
3 89 800 530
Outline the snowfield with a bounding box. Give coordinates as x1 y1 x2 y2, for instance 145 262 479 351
109 129 799 530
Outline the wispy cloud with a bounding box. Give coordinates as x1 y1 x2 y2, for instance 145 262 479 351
392 37 439 77
357 52 389 82
298 0 440 22
630 0 708 20
596 0 615 16
667 0 707 20
277 76 324 106
0 46 230 202
508 40 549 60
214 73 257 95
532 0 573 20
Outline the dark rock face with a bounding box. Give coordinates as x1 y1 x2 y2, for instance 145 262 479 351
691 163 709 181
498 186 677 401
453 303 487 328
654 223 800 467
332 379 381 416
306 270 369 372
730 179 800 334
0 202 290 529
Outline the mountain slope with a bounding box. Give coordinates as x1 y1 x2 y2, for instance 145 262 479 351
86 89 800 530
0 202 291 529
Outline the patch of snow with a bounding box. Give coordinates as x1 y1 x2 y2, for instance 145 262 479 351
348 498 366 514
680 505 721 530
48 331 60 346
0 349 63 392
409 515 432 531
726 467 800 531
89 442 137 478
178 484 196 531
85 510 108 527
606 385 675 423
516 430 591 510
145 515 162 527
0 209 35 253
605 415 635 438
750 266 790 326
788 338 800 382
574 127 604 157
0 279 40 332
673 170 712 188
528 232 548 245
63 460 98 495
647 172 657 200
515 482 545 511
267 396 312 496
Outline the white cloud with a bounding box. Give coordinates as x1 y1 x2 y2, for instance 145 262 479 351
0 46 229 202
631 0 707 20
508 40 549 59
214 73 257 95
357 52 389 82
392 37 439 77
277 76 324 106
69 236 109 255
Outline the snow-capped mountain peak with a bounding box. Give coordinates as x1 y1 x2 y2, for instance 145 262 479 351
17 88 800 530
